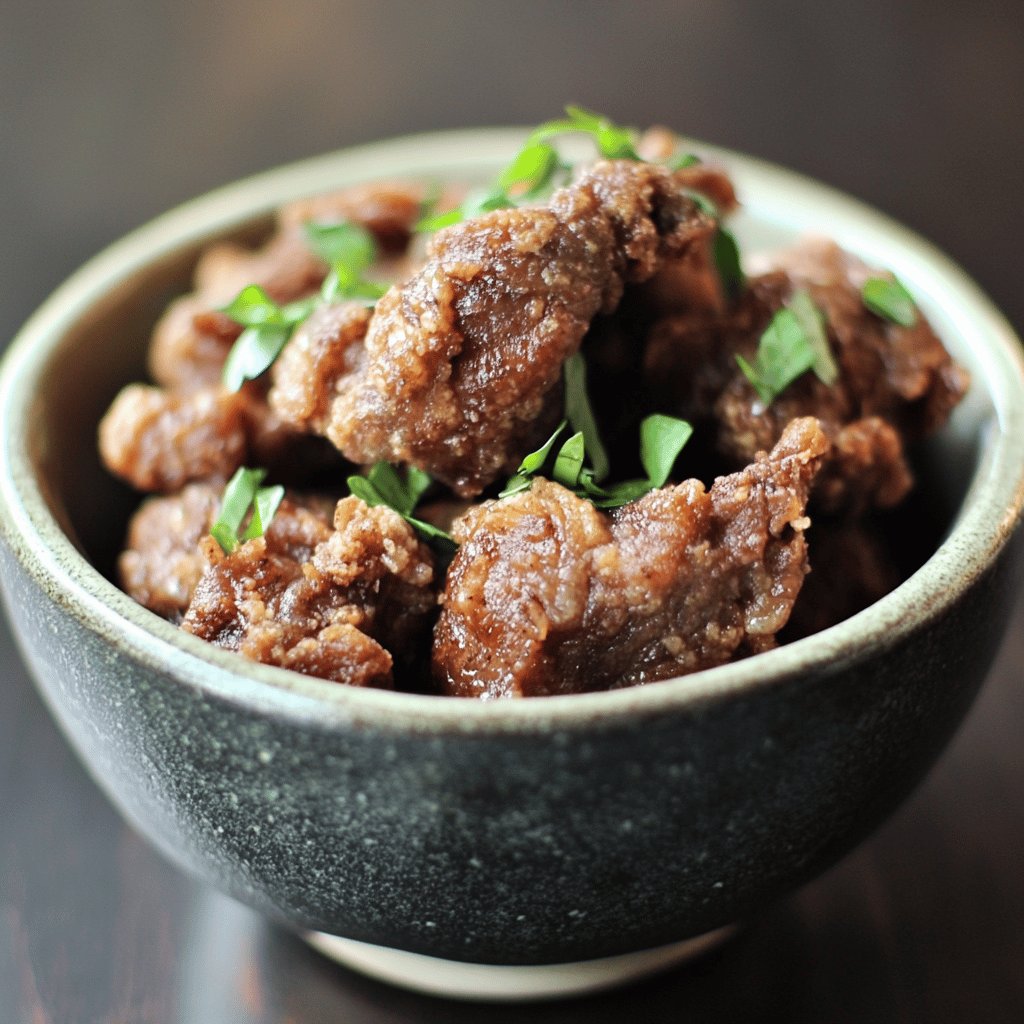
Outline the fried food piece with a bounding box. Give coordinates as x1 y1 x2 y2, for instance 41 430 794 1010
181 497 437 688
119 482 223 620
149 183 425 391
433 417 829 698
320 160 719 496
98 381 339 493
119 484 337 622
645 239 968 512
99 384 250 492
268 302 372 435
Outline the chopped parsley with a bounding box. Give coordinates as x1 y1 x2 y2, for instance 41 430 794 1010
210 466 285 555
861 276 918 327
220 286 316 392
347 462 457 565
304 221 388 304
735 289 837 406
500 354 692 508
220 219 386 391
419 106 650 233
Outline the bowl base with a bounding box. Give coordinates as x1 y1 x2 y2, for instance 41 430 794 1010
303 924 737 1001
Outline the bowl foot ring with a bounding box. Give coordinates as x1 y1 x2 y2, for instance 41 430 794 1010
303 923 737 1001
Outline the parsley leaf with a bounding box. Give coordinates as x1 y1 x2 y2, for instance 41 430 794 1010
552 431 587 488
668 152 701 170
210 467 285 554
530 105 642 161
347 463 457 565
498 140 562 198
713 227 745 300
861 276 918 327
498 421 568 498
562 353 610 482
418 106 641 234
788 288 838 386
679 190 745 300
220 220 390 389
498 356 692 508
220 286 314 391
735 290 836 406
304 220 388 305
638 414 695 487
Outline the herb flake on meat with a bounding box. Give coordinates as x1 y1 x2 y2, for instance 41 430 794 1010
861 276 918 327
735 289 837 405
210 466 285 554
220 285 316 391
347 463 457 565
500 354 692 508
220 220 389 390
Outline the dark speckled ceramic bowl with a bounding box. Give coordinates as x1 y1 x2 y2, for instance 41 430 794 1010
1 130 1023 999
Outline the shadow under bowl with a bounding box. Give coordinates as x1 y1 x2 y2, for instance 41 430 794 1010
1 130 1022 978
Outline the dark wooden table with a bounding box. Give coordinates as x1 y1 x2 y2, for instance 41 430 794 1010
3 2 1023 1021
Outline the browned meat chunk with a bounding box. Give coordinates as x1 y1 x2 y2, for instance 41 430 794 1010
433 417 829 698
268 302 372 435
119 482 222 620
99 377 344 493
645 239 968 511
119 484 337 621
319 160 719 496
182 497 437 688
99 384 250 492
149 183 425 392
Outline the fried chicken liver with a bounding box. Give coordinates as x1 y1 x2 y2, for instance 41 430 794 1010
311 160 719 496
433 417 829 698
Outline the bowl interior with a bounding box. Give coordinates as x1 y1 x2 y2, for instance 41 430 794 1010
3 129 1023 719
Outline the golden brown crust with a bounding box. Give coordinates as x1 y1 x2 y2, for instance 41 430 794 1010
182 498 437 687
322 160 718 496
432 418 829 698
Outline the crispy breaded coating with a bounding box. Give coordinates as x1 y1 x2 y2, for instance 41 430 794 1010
433 417 829 698
119 485 336 621
319 160 718 496
645 239 968 511
268 302 372 435
182 497 437 688
99 384 250 492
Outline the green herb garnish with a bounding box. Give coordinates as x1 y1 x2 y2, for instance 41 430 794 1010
735 290 837 406
210 466 285 555
861 276 918 327
680 189 745 299
713 227 745 300
528 104 642 161
562 353 610 482
220 285 316 391
220 220 390 390
668 152 701 170
417 106 641 233
499 355 692 508
304 221 389 304
347 462 457 565
499 421 568 498
583 415 694 509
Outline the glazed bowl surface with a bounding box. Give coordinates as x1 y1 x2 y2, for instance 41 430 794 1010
1 129 1022 967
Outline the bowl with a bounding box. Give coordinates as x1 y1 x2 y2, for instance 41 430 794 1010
1 129 1023 1001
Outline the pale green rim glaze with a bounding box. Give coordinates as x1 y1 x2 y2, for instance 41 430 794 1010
1 128 1023 732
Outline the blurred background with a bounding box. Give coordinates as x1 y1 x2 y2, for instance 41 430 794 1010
2 2 1023 1021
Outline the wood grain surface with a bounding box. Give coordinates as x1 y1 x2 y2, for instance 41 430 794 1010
2 2 1022 1020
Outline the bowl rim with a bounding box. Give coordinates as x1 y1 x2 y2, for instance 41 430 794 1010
1 126 1023 733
